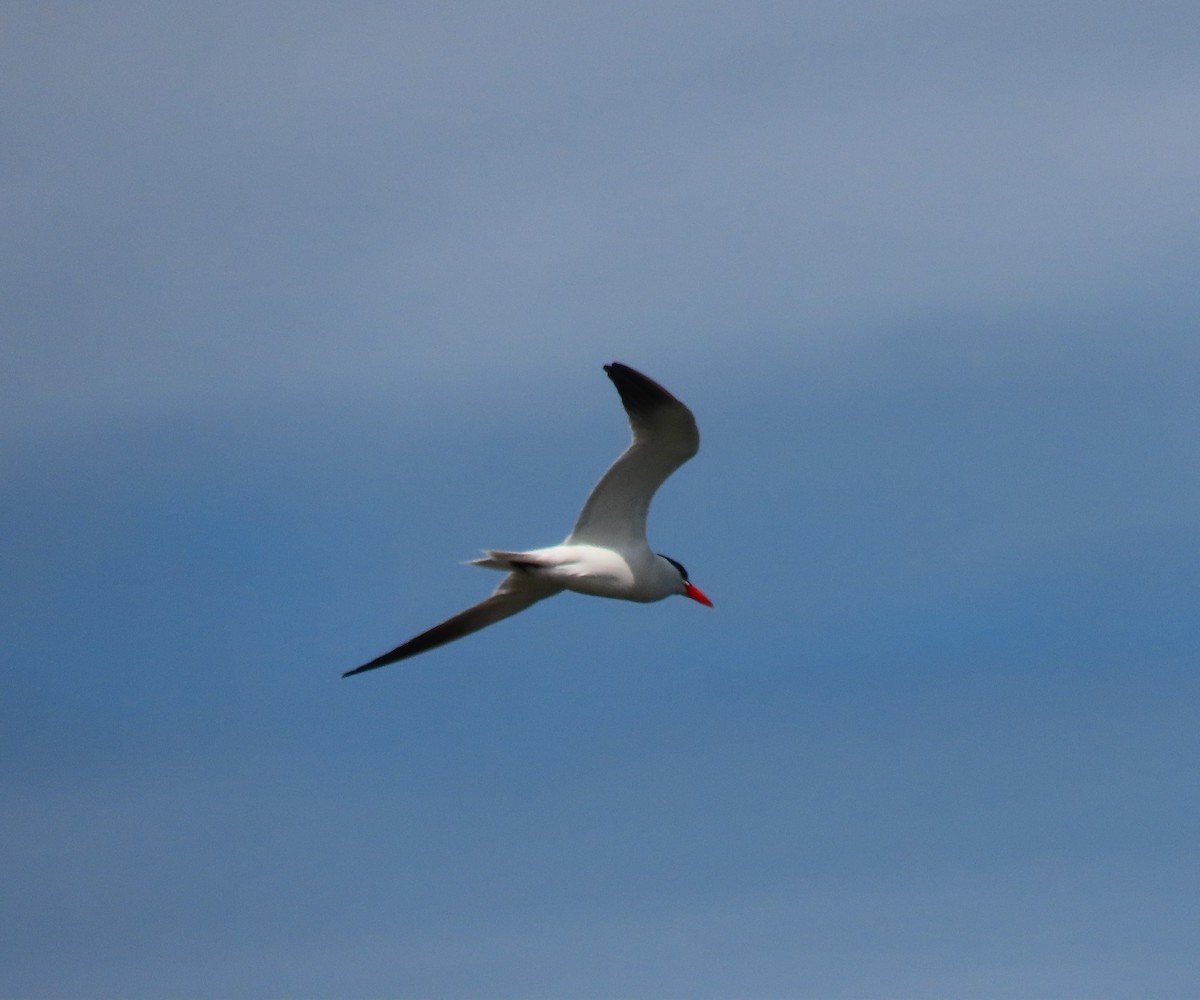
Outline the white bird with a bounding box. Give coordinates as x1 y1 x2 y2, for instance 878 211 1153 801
344 362 712 677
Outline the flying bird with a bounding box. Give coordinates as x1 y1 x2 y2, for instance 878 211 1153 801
344 362 711 677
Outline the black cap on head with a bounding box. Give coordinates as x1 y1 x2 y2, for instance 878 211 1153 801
658 554 689 582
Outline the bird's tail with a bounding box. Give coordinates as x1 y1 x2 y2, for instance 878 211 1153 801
465 549 549 572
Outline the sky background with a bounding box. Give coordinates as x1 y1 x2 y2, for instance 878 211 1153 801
3 3 1199 998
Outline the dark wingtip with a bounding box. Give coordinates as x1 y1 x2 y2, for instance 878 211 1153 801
342 651 399 678
602 362 680 414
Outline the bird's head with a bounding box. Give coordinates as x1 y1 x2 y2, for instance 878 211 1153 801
657 554 714 607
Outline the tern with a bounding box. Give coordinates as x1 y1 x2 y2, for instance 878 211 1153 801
344 362 712 677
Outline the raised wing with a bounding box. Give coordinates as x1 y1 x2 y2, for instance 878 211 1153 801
567 362 699 548
343 575 560 677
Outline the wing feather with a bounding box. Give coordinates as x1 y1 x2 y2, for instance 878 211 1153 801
343 575 560 677
567 363 699 547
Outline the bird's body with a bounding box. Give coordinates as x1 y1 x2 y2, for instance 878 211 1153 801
469 543 685 602
344 362 711 678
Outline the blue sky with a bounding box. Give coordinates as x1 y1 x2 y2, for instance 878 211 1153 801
3 3 1199 997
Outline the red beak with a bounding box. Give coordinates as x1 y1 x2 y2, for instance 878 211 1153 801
684 582 714 607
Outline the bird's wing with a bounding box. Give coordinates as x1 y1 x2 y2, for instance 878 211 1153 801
567 363 699 548
343 574 561 677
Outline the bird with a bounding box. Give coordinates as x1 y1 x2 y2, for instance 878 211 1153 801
343 362 712 678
